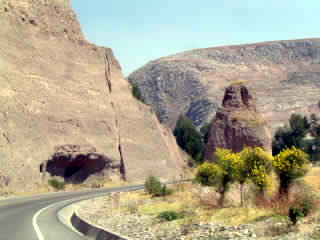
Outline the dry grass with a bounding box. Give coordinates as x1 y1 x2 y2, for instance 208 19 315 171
232 112 266 126
118 168 320 228
11 179 128 197
305 167 320 196
117 182 274 226
208 207 272 225
231 80 248 85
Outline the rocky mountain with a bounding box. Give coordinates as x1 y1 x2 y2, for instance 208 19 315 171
128 39 320 133
0 0 190 191
204 83 272 162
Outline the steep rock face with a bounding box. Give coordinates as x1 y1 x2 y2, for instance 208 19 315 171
204 84 272 162
128 39 320 133
0 0 190 190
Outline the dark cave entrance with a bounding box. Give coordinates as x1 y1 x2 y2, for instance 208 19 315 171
41 152 111 184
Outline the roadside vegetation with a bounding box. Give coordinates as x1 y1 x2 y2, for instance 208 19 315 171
130 82 145 103
272 113 320 162
113 162 319 239
173 115 211 165
110 113 320 239
144 175 174 197
48 178 65 190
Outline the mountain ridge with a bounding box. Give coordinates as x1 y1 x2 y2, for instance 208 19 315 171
128 38 320 132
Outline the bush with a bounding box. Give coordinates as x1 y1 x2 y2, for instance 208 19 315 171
296 181 316 217
144 176 173 197
131 82 145 103
239 146 273 195
195 148 240 207
152 184 174 197
173 116 205 164
288 207 304 225
144 175 161 194
48 179 65 190
273 146 309 198
157 210 179 221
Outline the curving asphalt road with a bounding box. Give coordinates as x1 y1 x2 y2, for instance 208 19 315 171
0 185 143 240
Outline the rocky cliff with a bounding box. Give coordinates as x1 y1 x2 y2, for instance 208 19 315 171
128 39 320 132
0 0 190 190
204 83 272 162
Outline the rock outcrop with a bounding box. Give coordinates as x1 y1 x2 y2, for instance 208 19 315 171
128 39 320 133
204 83 272 162
0 0 191 191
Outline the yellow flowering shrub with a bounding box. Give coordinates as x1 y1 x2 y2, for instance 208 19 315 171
273 146 309 178
195 162 222 187
239 146 273 193
273 146 309 196
195 148 240 206
215 147 239 178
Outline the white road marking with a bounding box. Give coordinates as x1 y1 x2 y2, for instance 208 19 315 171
33 198 75 240
32 186 142 240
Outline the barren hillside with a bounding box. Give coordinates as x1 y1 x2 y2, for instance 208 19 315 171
0 0 190 191
128 39 320 132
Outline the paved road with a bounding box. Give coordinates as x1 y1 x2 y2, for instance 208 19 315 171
0 185 143 240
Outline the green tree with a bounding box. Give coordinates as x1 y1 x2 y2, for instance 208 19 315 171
272 114 311 156
131 82 145 103
273 146 309 199
290 114 308 140
195 148 238 207
200 122 212 144
174 116 205 164
304 116 311 130
272 126 293 156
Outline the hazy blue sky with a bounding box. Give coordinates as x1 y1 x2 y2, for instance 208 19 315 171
71 1 320 76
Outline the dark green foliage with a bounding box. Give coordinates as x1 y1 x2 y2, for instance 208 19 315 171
289 114 308 139
131 82 145 103
200 122 211 144
272 126 294 156
48 179 65 190
144 176 173 197
304 137 320 162
301 199 313 217
272 114 311 156
157 210 180 221
298 182 316 217
144 175 161 194
287 183 315 225
173 116 206 164
152 183 174 197
304 116 311 130
288 207 304 225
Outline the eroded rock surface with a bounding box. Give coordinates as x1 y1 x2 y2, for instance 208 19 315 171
128 39 320 132
204 84 272 161
0 0 191 190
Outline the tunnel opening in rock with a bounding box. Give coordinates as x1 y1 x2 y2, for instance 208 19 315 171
44 152 111 184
